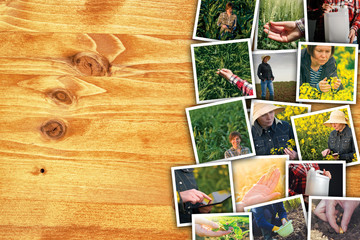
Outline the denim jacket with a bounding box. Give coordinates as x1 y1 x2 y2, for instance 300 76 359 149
175 169 200 224
328 125 356 163
252 118 296 155
252 202 287 232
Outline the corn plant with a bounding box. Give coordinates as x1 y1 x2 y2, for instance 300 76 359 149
196 0 256 40
194 41 251 101
189 100 251 163
257 0 305 50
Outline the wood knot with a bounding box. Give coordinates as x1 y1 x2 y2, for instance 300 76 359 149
49 89 74 105
72 52 111 76
41 120 66 140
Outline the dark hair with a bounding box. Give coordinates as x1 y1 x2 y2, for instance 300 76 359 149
307 45 335 57
229 131 241 142
225 2 233 10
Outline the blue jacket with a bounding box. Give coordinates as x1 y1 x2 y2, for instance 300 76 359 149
328 125 356 163
253 202 287 231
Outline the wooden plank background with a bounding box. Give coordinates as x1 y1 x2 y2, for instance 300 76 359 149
0 1 359 239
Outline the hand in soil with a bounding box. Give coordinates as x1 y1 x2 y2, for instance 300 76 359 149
195 217 233 237
314 200 360 233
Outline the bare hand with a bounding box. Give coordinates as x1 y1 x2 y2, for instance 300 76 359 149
237 168 281 211
195 217 233 237
179 189 212 204
284 148 298 160
222 25 228 29
322 3 333 13
314 200 360 233
217 68 233 81
198 200 213 213
323 169 332 179
263 21 303 43
332 77 341 90
322 149 331 157
319 78 331 93
349 29 356 43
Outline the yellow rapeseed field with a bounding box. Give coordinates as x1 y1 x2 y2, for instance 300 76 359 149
294 108 357 161
232 156 286 203
299 46 356 102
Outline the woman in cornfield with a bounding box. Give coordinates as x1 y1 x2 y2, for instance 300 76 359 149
257 55 275 100
321 110 356 163
224 131 251 158
300 45 343 93
217 2 237 39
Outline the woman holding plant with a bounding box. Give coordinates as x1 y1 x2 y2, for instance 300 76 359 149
300 45 343 93
257 55 275 100
217 2 237 38
321 110 356 163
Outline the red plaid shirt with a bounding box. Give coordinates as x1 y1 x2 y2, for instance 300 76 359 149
325 0 360 33
288 163 320 196
230 75 254 96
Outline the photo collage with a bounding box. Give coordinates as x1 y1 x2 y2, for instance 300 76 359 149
172 0 360 239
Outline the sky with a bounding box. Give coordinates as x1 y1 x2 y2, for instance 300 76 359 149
252 51 298 84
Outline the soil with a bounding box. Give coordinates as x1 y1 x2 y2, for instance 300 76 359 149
254 206 307 240
311 200 360 240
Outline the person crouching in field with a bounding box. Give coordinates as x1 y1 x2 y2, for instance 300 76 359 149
224 131 251 158
321 110 356 163
300 45 343 93
252 102 298 160
217 68 253 96
217 2 237 39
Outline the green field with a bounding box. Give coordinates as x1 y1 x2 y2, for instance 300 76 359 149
194 41 252 101
196 0 256 40
189 100 251 163
257 0 305 50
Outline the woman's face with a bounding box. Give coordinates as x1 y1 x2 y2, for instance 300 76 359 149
331 123 346 132
231 136 241 149
263 57 269 63
257 111 275 129
311 46 332 66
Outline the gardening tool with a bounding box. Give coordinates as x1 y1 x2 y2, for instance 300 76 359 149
324 2 353 43
305 167 330 196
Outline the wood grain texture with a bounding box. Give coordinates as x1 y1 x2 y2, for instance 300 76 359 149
0 1 359 239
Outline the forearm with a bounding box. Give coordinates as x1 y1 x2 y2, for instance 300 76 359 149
230 75 253 96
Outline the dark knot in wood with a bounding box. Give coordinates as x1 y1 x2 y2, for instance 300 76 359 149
50 89 73 105
41 120 66 140
72 52 110 76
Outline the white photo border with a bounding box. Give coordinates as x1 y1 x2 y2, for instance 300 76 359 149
290 105 360 166
191 39 257 104
285 160 346 198
296 42 358 104
186 98 256 164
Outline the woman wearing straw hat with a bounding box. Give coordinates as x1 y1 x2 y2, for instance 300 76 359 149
252 102 298 160
321 110 356 163
257 55 275 100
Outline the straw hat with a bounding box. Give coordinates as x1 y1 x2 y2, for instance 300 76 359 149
323 110 348 127
261 55 271 61
252 102 284 125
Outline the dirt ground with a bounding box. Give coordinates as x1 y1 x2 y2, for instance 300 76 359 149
254 206 307 240
311 200 360 240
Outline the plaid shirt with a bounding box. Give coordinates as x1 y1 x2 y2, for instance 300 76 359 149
224 146 251 158
217 12 237 31
288 163 320 196
326 0 360 33
229 75 254 96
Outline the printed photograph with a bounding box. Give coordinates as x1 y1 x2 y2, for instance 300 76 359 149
291 106 359 166
309 197 360 239
192 213 252 240
193 0 258 41
286 161 346 211
186 98 255 164
232 155 288 212
172 162 236 227
255 0 306 50
297 42 358 104
252 50 297 102
307 0 360 43
249 100 311 159
244 195 307 240
192 40 255 104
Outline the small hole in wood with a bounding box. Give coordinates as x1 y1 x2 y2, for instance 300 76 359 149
40 168 45 173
